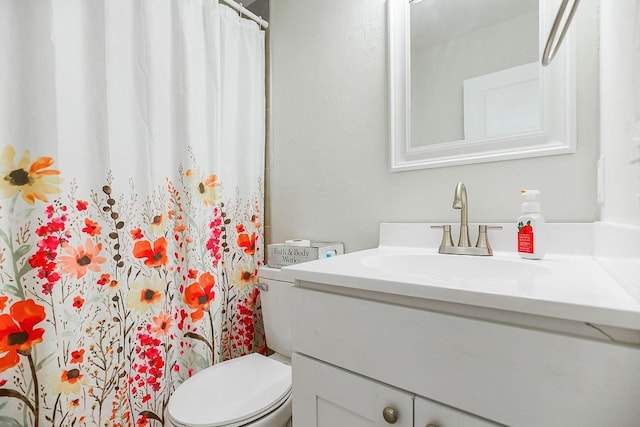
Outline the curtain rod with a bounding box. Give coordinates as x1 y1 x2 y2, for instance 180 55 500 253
220 0 269 29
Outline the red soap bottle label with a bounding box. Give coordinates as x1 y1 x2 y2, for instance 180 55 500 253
517 221 534 254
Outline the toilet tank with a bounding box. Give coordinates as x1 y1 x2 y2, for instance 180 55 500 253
257 267 294 358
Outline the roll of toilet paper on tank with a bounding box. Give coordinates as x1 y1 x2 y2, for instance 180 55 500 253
285 239 311 247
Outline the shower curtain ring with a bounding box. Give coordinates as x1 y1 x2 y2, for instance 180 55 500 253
239 3 244 20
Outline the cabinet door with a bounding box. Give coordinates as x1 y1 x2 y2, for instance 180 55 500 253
293 353 414 427
414 396 500 427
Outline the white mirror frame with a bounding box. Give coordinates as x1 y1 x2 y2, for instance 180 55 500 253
388 0 577 172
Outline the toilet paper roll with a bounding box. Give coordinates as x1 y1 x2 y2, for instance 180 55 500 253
285 239 311 247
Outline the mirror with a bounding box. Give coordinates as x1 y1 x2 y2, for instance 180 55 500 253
389 0 576 171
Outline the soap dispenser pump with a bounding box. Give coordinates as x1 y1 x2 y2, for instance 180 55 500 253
517 189 546 260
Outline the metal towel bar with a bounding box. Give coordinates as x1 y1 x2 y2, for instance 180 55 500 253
542 0 581 66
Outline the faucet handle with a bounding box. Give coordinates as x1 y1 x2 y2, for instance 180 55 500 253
431 225 454 252
475 225 502 254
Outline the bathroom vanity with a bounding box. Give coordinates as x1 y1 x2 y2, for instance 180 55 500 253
283 223 640 427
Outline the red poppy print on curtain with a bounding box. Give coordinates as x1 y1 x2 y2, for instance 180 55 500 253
133 237 169 268
0 299 46 372
0 145 265 426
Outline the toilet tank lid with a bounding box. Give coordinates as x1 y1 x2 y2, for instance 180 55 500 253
167 353 291 427
257 266 291 282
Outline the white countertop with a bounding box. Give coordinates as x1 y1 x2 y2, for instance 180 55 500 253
281 223 640 330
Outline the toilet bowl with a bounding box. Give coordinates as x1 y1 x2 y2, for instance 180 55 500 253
166 267 293 427
166 353 292 427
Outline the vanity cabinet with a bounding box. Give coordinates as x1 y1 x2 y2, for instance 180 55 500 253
293 353 413 426
290 284 640 426
293 354 497 427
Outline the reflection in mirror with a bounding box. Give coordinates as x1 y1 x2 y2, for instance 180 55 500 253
410 0 540 147
388 0 576 171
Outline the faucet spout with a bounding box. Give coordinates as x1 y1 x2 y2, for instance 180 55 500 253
452 182 471 247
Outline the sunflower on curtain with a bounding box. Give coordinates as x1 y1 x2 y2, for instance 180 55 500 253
0 144 266 426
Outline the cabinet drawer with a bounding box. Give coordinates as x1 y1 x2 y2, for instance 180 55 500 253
291 285 640 426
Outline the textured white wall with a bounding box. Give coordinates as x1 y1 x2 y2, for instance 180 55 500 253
600 0 640 226
269 0 599 252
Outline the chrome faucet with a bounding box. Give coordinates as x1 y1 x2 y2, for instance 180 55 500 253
431 182 502 256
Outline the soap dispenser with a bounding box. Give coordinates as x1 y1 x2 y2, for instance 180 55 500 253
517 189 546 260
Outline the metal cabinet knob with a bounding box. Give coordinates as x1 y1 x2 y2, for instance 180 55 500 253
382 407 399 424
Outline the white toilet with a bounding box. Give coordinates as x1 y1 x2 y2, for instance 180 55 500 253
166 267 293 427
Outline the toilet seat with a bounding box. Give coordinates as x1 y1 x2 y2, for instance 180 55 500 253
167 353 292 427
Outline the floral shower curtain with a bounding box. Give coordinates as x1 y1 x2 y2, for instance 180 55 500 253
0 1 266 426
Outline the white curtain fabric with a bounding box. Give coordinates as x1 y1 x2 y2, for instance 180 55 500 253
1 0 265 190
0 1 265 426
